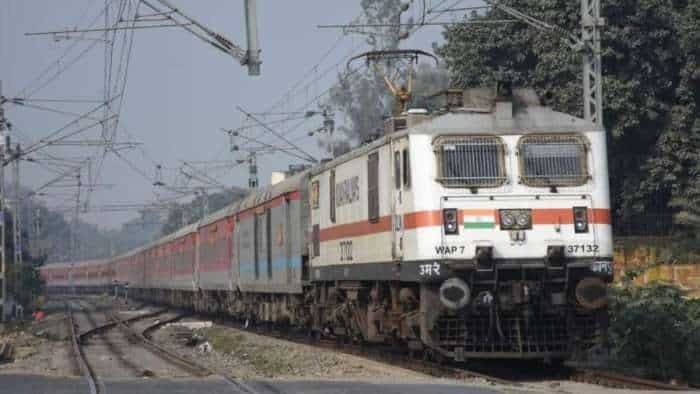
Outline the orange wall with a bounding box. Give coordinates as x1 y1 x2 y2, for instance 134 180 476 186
614 239 700 298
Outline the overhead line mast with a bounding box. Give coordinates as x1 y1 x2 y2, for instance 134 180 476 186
29 0 262 76
484 0 604 126
0 82 6 321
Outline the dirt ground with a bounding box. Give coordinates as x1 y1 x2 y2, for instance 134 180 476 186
150 319 657 394
0 305 77 377
153 320 435 382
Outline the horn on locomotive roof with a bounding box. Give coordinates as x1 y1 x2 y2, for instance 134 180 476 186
346 49 439 116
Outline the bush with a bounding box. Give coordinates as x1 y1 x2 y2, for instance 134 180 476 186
609 283 700 385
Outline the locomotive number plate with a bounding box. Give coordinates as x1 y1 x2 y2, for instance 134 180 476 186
566 244 600 254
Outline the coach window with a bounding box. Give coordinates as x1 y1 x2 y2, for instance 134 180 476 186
329 170 336 223
368 152 379 222
402 148 411 188
311 180 319 209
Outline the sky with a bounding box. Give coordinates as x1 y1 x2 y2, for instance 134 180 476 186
1 0 481 229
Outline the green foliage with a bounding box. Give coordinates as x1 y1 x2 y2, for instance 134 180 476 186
326 0 449 151
609 283 700 385
436 1 700 243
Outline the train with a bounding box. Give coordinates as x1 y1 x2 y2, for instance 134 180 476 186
41 87 613 362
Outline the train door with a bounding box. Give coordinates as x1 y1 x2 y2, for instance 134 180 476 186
391 139 408 260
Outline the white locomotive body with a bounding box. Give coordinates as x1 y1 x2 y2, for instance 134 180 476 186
309 89 612 360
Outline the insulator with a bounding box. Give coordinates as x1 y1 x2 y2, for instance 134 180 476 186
214 33 234 50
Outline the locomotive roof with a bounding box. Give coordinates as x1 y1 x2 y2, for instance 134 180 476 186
311 102 602 175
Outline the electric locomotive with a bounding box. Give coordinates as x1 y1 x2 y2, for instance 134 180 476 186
308 87 613 361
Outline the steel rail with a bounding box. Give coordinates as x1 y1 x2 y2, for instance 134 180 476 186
66 303 100 394
78 308 166 342
571 368 689 391
105 309 211 377
115 304 259 393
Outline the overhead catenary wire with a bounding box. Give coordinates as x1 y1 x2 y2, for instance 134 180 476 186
235 106 318 163
16 0 121 99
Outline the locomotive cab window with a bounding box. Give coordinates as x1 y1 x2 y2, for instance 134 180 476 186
434 136 506 188
518 134 589 187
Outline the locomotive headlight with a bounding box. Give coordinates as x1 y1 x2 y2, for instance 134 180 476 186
501 213 515 227
499 209 531 230
443 208 459 235
573 206 589 233
516 212 530 227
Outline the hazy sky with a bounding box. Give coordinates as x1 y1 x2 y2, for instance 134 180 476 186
1 0 480 228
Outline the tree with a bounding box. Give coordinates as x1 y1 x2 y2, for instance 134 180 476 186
610 283 700 385
436 1 700 242
325 0 449 153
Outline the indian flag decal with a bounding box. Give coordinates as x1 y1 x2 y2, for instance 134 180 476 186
462 209 496 229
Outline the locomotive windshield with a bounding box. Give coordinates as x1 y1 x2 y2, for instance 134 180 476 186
434 136 506 188
519 134 588 187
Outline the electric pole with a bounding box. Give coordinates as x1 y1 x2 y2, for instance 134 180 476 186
581 0 604 126
34 207 41 258
306 106 336 158
70 170 81 261
12 144 22 298
485 0 605 126
0 81 6 322
248 151 258 189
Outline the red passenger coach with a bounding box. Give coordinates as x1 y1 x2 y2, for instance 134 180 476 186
197 206 235 289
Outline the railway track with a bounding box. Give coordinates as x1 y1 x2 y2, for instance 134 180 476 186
210 313 690 391
570 367 689 391
63 298 260 393
66 303 100 394
104 309 211 377
78 308 166 342
73 299 692 392
105 306 262 393
66 300 213 393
